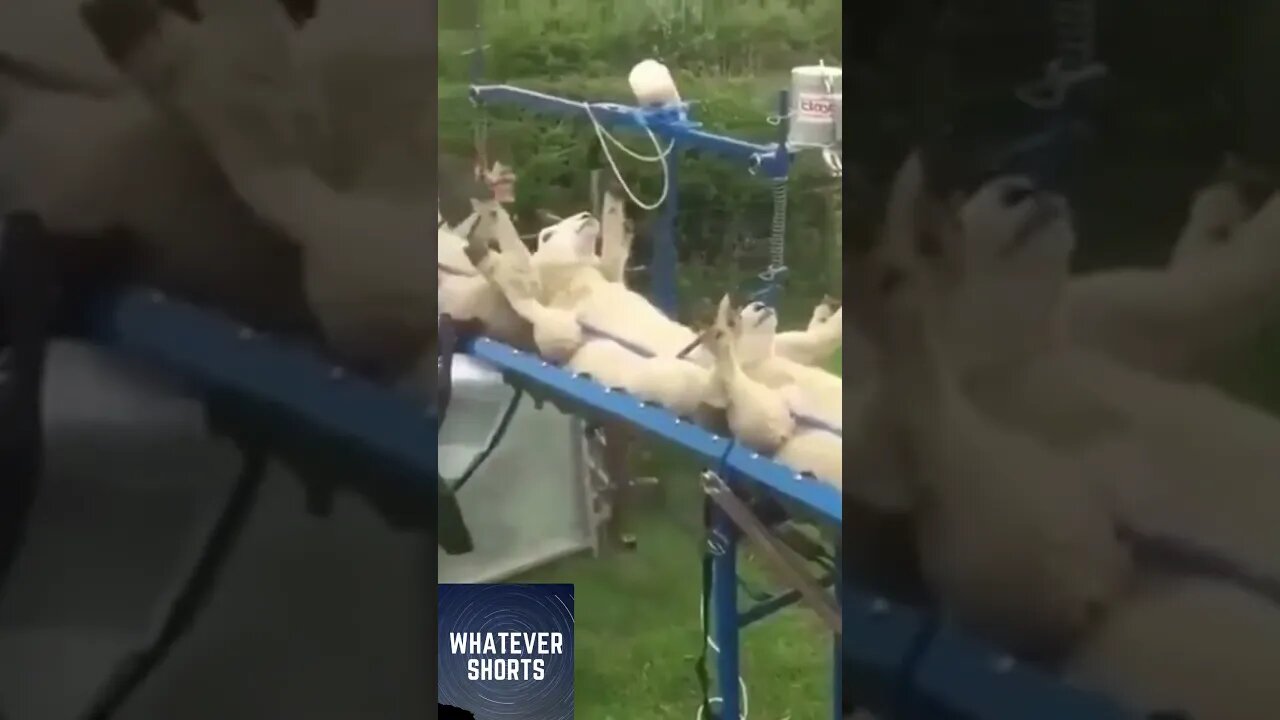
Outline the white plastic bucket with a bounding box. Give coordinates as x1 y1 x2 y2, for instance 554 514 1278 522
788 65 842 149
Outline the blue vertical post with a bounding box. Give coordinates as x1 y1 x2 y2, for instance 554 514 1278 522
711 499 740 720
652 139 680 316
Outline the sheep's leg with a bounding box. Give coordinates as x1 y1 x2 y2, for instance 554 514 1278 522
465 235 538 311
1066 194 1280 380
776 307 843 366
599 190 632 284
463 232 582 360
486 201 533 267
79 0 435 260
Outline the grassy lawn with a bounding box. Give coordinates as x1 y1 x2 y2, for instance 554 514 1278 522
512 328 841 720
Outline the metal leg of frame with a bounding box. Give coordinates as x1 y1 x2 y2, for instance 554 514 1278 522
711 497 741 720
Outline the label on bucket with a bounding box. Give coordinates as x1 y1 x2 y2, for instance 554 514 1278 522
796 92 838 122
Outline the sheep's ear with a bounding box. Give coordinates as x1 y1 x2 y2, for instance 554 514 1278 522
821 294 841 310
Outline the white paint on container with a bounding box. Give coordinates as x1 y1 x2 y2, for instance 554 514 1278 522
788 64 842 150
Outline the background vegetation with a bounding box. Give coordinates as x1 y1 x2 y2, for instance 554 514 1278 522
439 0 843 318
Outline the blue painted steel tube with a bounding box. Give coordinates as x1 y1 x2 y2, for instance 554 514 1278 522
712 501 741 720
653 138 680 315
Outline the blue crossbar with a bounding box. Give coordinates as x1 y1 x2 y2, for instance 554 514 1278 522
82 287 437 479
466 336 840 522
468 83 794 315
469 84 789 177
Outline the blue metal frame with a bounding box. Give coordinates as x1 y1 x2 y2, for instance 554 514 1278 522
467 336 837 719
462 337 1144 720
468 84 792 316
82 288 438 478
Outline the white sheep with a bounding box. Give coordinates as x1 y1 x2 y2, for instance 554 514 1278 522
845 203 1130 658
773 296 845 367
0 47 317 336
701 295 841 489
437 203 532 347
466 205 715 417
1066 576 1280 720
524 190 701 357
732 300 843 429
79 0 440 377
1168 154 1276 269
1065 160 1280 381
879 149 1280 716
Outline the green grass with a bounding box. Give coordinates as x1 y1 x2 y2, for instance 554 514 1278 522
511 330 841 720
512 463 831 720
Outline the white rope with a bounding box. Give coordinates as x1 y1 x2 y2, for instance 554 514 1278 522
581 101 674 211
696 590 751 720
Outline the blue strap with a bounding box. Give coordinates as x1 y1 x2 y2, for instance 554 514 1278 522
794 412 842 438
579 320 656 359
579 321 841 439
1120 523 1280 609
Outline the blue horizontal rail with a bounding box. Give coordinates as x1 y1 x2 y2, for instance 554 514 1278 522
469 84 791 177
465 336 840 523
82 287 438 480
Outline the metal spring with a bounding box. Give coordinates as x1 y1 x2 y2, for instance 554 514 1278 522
1052 0 1096 70
760 178 788 281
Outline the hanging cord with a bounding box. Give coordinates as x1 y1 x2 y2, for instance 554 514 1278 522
582 102 675 211
87 440 269 720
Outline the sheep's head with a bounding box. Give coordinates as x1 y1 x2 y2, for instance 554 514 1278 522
878 148 1074 369
534 212 600 264
1172 153 1279 266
